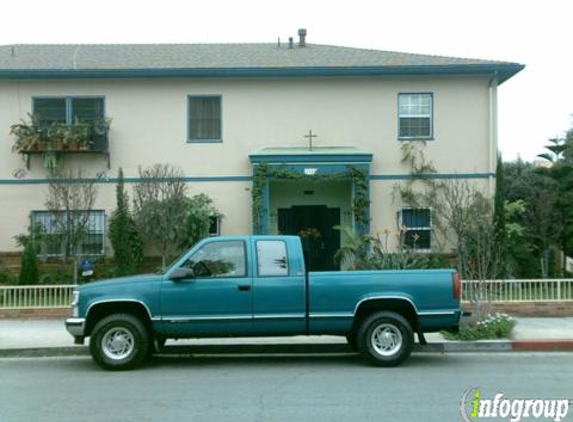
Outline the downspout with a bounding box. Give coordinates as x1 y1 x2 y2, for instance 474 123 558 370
488 71 498 195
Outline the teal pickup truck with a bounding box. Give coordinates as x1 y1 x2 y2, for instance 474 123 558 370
66 235 462 370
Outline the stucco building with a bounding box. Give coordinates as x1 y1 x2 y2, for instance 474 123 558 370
0 31 523 270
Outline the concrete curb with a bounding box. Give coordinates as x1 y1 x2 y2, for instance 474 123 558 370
0 340 572 358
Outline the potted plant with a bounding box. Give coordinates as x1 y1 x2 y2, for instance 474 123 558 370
47 122 66 150
10 114 43 152
69 121 89 151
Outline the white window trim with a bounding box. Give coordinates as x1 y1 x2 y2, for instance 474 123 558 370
398 93 434 140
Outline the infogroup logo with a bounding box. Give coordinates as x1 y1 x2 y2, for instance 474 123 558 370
460 388 571 422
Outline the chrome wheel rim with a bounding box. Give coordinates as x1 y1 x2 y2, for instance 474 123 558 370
102 327 135 360
371 323 403 357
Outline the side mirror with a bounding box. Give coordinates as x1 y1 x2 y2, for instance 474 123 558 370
169 267 194 281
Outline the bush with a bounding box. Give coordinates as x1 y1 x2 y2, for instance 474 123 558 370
0 266 16 285
19 242 40 285
442 313 516 341
109 168 143 276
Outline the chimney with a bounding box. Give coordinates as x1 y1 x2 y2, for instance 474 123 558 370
298 28 307 47
288 37 294 49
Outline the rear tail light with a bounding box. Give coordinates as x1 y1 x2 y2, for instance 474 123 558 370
453 272 461 300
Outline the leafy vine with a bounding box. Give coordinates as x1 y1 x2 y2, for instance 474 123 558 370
252 163 370 234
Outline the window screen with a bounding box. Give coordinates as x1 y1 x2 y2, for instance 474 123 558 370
188 96 222 140
257 240 289 277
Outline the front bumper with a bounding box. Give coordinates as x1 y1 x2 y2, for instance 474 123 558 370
65 318 86 338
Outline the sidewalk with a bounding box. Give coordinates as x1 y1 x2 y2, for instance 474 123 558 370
1 317 572 357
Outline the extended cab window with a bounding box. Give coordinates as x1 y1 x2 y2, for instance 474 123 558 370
184 240 246 278
256 240 289 277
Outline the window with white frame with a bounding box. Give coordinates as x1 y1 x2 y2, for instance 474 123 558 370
398 93 433 139
31 210 106 256
400 208 431 250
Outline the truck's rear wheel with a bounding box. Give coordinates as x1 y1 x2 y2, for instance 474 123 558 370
89 313 150 370
357 311 414 367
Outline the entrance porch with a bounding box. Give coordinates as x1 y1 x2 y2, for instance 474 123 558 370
249 147 372 271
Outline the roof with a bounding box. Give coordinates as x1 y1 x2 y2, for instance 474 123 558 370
0 43 524 83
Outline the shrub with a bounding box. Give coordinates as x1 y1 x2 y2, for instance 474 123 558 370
442 313 516 341
19 242 40 285
109 168 143 276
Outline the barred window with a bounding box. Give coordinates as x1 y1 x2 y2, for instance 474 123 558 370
400 208 431 250
31 210 105 256
398 93 433 139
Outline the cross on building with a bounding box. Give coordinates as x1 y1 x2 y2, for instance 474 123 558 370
304 130 318 151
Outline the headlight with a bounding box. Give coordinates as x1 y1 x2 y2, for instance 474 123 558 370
70 291 80 317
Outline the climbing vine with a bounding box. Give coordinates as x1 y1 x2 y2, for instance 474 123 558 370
393 141 447 250
251 163 370 234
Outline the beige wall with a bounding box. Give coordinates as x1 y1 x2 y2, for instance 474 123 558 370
0 75 496 252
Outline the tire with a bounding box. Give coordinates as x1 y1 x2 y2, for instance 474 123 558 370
357 311 414 367
89 313 150 371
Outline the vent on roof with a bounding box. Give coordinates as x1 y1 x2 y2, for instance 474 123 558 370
298 29 307 47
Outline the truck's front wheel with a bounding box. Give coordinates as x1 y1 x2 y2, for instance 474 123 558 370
89 313 150 370
357 311 414 367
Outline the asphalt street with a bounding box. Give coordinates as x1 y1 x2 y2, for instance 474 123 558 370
0 353 571 422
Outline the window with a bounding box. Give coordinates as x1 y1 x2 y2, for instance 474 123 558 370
398 93 433 139
33 97 105 127
184 240 246 278
188 96 222 141
31 210 105 256
209 216 221 237
400 208 431 250
256 240 289 277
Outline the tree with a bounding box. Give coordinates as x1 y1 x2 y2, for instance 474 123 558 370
132 164 189 268
537 125 573 266
45 170 99 283
181 193 221 249
504 159 561 277
493 155 508 277
108 168 143 276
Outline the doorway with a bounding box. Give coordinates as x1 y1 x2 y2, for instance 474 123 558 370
278 205 341 271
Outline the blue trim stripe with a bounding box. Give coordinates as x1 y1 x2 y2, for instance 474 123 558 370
0 172 494 185
0 63 524 84
370 173 495 180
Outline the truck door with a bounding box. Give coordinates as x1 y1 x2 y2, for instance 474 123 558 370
252 239 306 334
158 239 253 336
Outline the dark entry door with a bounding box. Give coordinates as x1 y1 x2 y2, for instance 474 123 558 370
278 205 340 271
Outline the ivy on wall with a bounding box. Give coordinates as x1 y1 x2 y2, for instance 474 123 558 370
252 163 370 234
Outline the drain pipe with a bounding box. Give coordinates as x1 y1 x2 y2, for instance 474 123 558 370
488 71 498 195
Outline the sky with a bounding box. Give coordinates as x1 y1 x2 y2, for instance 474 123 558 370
1 0 571 162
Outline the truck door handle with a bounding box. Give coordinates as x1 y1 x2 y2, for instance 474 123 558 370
237 285 251 292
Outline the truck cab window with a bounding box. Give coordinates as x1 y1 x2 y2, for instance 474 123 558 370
256 240 289 277
184 240 246 278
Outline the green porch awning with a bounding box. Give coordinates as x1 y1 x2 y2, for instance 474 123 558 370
249 147 373 164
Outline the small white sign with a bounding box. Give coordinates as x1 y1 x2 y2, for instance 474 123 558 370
304 168 318 176
566 256 573 273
